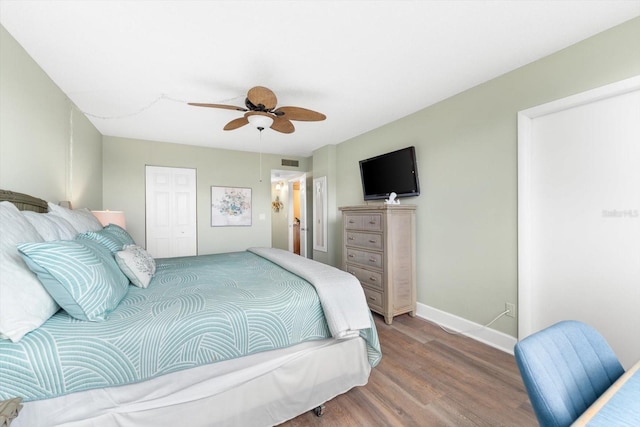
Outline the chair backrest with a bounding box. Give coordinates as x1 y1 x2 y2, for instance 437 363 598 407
514 320 624 427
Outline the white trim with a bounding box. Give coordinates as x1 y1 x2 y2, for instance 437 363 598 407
415 302 517 355
312 176 328 252
517 75 640 340
519 75 640 119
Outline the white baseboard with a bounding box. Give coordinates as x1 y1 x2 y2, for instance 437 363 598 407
415 302 517 355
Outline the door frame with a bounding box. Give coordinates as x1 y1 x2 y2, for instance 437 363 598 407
517 75 640 339
286 173 312 258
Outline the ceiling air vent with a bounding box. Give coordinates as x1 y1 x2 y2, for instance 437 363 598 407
281 159 299 167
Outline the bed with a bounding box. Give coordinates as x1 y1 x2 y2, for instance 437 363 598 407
0 190 381 426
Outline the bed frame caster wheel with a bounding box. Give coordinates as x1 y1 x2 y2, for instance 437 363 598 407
313 404 325 417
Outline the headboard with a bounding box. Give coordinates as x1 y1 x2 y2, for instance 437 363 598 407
0 189 48 213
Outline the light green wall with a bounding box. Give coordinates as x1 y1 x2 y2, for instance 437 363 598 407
0 25 102 208
331 17 640 337
102 136 310 254
3 16 639 339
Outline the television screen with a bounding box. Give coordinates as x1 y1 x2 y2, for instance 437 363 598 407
359 146 420 200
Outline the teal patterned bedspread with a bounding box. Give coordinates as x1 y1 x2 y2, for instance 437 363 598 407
0 251 381 401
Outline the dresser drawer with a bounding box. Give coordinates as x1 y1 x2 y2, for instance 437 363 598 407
346 264 383 290
346 248 383 269
345 231 383 251
362 287 383 310
344 214 382 232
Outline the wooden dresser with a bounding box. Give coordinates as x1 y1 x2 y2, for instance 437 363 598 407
339 204 416 324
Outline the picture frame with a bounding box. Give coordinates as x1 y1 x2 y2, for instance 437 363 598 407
211 186 252 226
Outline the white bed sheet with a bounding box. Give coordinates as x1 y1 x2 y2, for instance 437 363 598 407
13 336 371 427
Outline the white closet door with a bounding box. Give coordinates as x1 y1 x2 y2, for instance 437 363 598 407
145 166 197 258
518 77 640 368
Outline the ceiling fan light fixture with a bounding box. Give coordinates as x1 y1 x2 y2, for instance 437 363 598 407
189 86 324 134
247 113 274 131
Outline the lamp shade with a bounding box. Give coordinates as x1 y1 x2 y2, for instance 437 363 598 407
91 210 126 229
247 112 274 130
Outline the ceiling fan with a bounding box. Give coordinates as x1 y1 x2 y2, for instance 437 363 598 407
188 86 326 134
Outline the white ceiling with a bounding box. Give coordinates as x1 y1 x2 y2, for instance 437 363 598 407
1 1 639 157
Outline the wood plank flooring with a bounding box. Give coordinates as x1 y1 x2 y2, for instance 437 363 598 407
281 313 537 426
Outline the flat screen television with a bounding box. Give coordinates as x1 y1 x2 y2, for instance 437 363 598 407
359 146 420 201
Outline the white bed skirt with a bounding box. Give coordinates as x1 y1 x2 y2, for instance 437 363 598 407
13 337 371 427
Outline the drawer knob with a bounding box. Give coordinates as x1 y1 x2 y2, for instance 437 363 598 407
369 258 376 262
368 239 376 243
369 221 376 224
368 296 376 301
348 237 355 241
369 277 377 282
348 254 355 258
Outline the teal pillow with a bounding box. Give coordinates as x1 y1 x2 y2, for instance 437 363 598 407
17 239 129 321
76 229 124 253
103 224 135 246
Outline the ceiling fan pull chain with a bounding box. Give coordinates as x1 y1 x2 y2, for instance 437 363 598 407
259 142 263 183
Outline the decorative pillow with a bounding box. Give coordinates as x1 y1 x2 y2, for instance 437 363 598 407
77 229 125 253
115 245 156 288
0 202 59 342
47 202 103 234
103 223 136 246
22 211 78 241
18 239 129 321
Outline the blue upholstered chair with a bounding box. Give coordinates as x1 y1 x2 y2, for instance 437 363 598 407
514 320 624 427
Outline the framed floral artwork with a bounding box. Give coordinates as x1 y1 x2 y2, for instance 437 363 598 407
211 186 252 226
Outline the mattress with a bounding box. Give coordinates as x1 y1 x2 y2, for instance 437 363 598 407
11 336 371 427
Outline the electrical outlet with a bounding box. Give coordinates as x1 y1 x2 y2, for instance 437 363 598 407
505 302 516 318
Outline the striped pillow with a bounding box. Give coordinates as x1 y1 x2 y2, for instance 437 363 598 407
76 229 124 253
103 224 135 246
18 239 129 321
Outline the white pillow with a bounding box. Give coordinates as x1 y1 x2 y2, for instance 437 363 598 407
115 245 156 288
0 202 59 342
47 202 103 234
22 211 77 241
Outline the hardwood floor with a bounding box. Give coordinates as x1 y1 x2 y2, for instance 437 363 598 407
282 313 537 426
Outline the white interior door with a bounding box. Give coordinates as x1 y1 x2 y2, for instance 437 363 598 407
145 166 197 258
518 77 640 368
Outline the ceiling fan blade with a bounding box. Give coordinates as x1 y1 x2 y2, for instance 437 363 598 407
273 106 326 122
188 103 247 112
270 116 295 134
223 116 249 131
246 86 277 110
